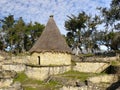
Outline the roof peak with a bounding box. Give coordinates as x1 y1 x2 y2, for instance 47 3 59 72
29 16 71 53
50 15 54 18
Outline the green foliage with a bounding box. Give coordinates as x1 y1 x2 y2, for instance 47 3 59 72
65 12 101 53
111 32 120 50
99 0 120 27
65 0 120 52
0 15 44 54
0 40 5 50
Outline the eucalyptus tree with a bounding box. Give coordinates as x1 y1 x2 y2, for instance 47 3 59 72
65 12 89 52
83 15 101 53
12 19 45 54
25 21 45 50
111 32 120 50
0 35 5 50
99 0 120 28
65 12 101 53
0 15 16 52
13 17 26 53
99 0 120 50
0 15 45 54
0 27 5 51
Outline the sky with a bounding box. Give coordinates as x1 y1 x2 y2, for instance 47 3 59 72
0 0 112 35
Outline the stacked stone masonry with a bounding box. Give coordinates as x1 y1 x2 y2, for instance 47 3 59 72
29 52 71 65
25 65 71 80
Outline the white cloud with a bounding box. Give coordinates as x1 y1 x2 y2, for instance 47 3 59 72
0 0 112 34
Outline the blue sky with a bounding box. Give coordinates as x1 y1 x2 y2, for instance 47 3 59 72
0 0 112 34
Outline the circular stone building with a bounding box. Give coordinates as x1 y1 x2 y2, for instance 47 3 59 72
29 15 72 66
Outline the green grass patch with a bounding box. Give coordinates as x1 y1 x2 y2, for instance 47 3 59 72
14 72 61 90
24 81 61 90
45 80 62 90
14 72 43 85
14 72 28 83
46 80 60 87
23 79 43 85
111 61 120 66
60 70 106 81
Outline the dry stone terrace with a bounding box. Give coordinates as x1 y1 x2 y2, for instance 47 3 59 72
0 53 120 90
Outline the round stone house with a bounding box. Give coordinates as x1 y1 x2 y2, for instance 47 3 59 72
29 15 72 66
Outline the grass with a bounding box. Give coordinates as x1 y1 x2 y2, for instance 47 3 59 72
45 81 62 90
47 81 59 86
14 72 28 83
24 87 37 90
60 70 106 81
110 61 120 66
14 72 61 90
23 80 61 90
23 79 43 85
13 71 107 89
14 72 43 84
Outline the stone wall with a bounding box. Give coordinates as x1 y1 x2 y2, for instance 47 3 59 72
60 86 88 90
0 79 13 88
29 52 71 65
96 56 119 62
2 63 26 72
88 74 118 83
25 65 71 80
73 62 110 73
84 55 120 62
0 81 23 90
0 55 4 61
60 85 102 90
11 56 30 64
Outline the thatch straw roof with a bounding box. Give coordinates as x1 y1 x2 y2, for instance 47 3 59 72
29 15 71 53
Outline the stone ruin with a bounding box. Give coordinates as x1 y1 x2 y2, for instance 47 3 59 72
0 52 119 90
0 55 23 90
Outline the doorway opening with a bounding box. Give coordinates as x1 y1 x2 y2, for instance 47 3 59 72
38 56 40 65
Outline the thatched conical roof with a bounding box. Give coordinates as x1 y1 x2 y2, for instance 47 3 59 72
29 15 71 53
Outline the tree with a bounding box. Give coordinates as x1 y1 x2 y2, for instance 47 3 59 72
99 0 120 28
111 32 120 50
99 0 120 50
12 19 45 54
0 15 45 54
25 21 44 51
13 17 26 53
65 12 101 53
65 12 89 51
0 36 5 50
0 15 16 52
